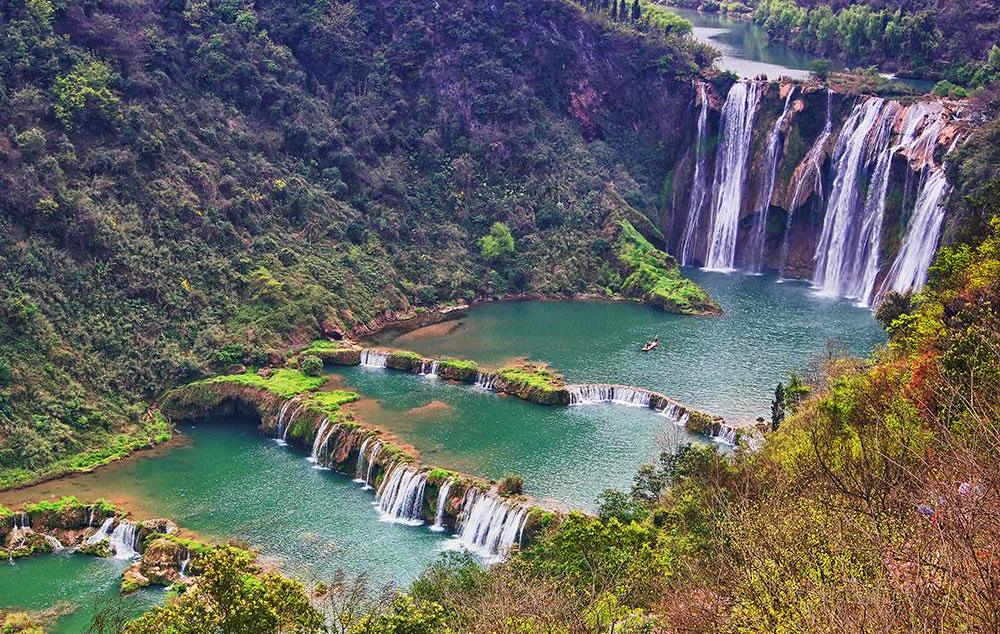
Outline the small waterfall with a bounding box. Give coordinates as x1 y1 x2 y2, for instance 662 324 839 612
43 535 64 551
281 403 305 443
704 80 762 272
360 349 389 368
420 360 439 377
87 507 95 527
879 168 950 296
750 87 796 272
275 399 296 443
307 418 331 464
109 520 139 559
12 513 29 529
86 517 115 544
657 402 684 423
566 384 652 408
457 492 527 562
376 464 428 525
354 437 383 489
430 480 453 532
713 426 738 446
780 89 833 277
475 372 497 391
681 81 711 265
179 554 191 577
812 97 898 298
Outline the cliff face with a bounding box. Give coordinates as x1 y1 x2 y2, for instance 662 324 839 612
664 79 965 301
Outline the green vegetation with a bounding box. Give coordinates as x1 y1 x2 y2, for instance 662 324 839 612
753 0 1000 85
438 358 480 373
0 0 713 485
614 219 720 315
203 369 326 399
425 469 456 485
497 365 564 392
299 355 324 377
478 222 516 263
497 474 525 496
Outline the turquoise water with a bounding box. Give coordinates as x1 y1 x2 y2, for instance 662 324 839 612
375 270 885 423
0 554 163 634
1 422 451 593
336 366 706 511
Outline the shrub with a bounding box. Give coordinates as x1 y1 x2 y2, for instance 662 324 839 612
51 59 121 130
479 222 515 262
300 355 323 377
0 359 13 388
497 473 524 496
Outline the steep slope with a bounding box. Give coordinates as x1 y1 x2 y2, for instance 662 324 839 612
0 0 710 486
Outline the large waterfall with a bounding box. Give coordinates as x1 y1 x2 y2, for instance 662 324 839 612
880 168 950 295
456 491 527 562
750 87 796 272
681 82 711 266
703 80 762 271
679 81 958 304
376 463 428 525
812 98 900 299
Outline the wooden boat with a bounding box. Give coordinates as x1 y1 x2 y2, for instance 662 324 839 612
641 338 660 352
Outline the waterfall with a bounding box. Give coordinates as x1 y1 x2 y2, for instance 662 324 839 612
420 360 439 377
713 425 738 446
475 372 497 391
86 517 115 544
430 480 453 532
109 520 139 559
566 384 652 408
854 102 942 305
376 464 428 525
275 399 296 443
179 554 191 577
12 513 29 529
780 89 833 277
87 507 94 527
457 492 527 562
307 418 331 464
43 535 64 551
354 437 383 489
879 168 950 296
750 87 796 272
812 98 899 298
657 402 684 423
704 80 762 272
680 81 711 265
280 402 305 444
360 350 389 368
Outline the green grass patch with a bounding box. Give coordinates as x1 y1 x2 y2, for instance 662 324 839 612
439 358 480 372
497 365 563 392
203 369 327 398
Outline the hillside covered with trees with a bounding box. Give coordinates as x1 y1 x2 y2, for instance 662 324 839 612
0 0 714 487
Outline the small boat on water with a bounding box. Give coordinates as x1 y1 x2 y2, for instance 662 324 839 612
641 337 660 352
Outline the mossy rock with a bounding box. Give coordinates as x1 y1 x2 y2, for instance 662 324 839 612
387 350 421 371
495 365 569 405
78 540 112 558
121 562 151 594
437 358 480 382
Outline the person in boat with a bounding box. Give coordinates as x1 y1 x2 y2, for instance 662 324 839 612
642 336 660 351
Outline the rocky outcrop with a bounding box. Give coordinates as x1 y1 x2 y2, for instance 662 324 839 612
349 306 467 339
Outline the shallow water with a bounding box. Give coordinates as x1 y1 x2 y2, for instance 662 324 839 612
374 270 885 423
0 553 163 634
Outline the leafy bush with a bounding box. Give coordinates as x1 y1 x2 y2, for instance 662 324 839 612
497 473 525 496
299 355 323 377
479 222 515 262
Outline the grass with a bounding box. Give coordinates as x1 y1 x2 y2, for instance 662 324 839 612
299 340 357 356
497 365 564 392
614 219 718 315
203 369 327 398
439 358 480 372
389 350 422 361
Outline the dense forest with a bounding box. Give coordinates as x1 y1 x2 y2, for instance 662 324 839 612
0 0 714 487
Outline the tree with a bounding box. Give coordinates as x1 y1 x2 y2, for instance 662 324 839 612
478 222 515 262
51 59 121 130
809 59 834 81
631 0 641 22
125 547 322 634
610 0 618 20
619 0 627 22
771 382 785 431
300 355 324 377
